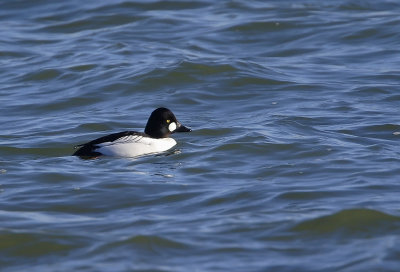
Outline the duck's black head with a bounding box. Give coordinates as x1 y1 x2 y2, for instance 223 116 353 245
144 107 191 138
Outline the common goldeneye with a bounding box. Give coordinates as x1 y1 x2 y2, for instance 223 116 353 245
73 107 191 158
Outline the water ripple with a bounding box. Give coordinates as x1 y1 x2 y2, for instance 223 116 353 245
292 209 400 235
2 0 400 271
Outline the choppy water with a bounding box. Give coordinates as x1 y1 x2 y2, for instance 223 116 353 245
1 0 400 271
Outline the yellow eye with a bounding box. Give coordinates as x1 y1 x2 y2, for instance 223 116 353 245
166 119 171 124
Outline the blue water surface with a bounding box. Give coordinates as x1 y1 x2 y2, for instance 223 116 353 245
1 0 400 271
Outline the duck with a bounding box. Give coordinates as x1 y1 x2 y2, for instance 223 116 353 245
73 107 191 158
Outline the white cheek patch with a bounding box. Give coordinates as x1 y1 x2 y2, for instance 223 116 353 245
168 122 177 132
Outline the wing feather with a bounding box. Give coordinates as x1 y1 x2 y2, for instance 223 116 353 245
73 131 147 157
97 134 144 147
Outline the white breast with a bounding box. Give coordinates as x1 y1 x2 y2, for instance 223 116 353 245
96 135 177 157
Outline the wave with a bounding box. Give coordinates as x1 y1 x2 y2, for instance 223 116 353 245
292 208 400 235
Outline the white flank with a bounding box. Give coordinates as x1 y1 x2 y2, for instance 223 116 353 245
96 136 177 157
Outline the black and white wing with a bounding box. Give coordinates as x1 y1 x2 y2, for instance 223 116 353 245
73 131 146 157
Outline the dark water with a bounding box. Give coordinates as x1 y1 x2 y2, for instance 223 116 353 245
1 0 400 271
